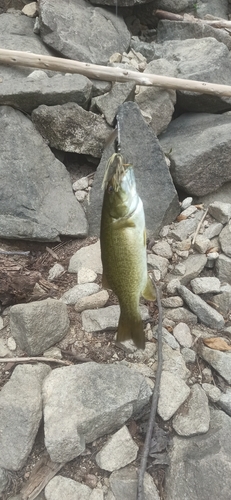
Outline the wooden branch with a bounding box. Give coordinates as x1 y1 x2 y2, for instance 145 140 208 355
0 356 72 365
155 9 231 29
1 48 231 96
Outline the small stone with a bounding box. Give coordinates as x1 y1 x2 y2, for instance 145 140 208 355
215 253 231 283
193 235 211 254
7 337 16 351
22 2 38 17
166 278 181 294
68 241 102 274
72 177 89 191
181 205 197 218
75 290 109 313
204 222 223 239
45 476 92 500
206 251 219 268
147 254 169 278
181 197 193 210
181 348 196 364
61 283 100 305
152 240 173 259
190 277 221 294
202 366 213 383
219 221 231 258
161 296 183 308
27 69 48 80
109 465 160 500
200 344 231 384
173 323 192 348
172 384 210 436
48 263 65 281
158 371 190 421
0 339 10 357
109 53 122 63
208 201 231 224
218 388 231 416
202 383 221 403
0 316 4 330
95 426 138 471
78 268 97 284
178 285 225 330
172 263 186 276
163 307 197 325
173 238 191 251
43 347 62 359
75 190 87 202
153 326 179 350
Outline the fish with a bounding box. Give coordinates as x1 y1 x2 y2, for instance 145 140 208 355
100 152 156 349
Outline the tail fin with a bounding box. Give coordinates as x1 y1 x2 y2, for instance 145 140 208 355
116 311 145 350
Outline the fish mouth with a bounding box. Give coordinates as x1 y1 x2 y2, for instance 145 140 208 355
102 153 132 192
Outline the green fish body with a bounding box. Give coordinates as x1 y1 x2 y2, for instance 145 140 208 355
100 153 155 349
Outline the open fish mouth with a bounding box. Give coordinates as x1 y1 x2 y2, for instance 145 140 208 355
102 153 132 192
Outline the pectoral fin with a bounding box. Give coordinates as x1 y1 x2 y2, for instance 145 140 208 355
142 275 156 301
116 311 145 349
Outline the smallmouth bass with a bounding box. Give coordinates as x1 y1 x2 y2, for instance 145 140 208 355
100 153 156 349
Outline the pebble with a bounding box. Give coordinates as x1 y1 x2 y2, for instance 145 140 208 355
204 222 223 239
202 383 221 403
181 205 197 218
181 347 196 364
173 322 193 348
206 251 219 268
0 339 10 357
158 370 190 421
75 190 87 202
208 201 231 224
153 326 179 350
181 197 193 210
166 278 181 294
77 267 97 284
68 241 103 274
7 337 16 351
72 176 89 191
95 426 138 471
43 347 62 359
161 296 183 308
22 2 38 17
219 221 231 258
61 283 100 305
152 240 173 259
172 263 186 276
200 344 231 384
75 290 109 313
190 276 221 294
48 263 65 281
147 254 169 278
193 235 211 253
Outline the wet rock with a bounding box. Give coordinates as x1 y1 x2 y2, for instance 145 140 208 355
0 106 87 241
10 299 69 356
109 465 160 500
39 0 131 65
157 371 190 421
61 283 100 305
88 102 180 238
68 241 102 274
165 410 231 500
95 426 138 471
199 344 231 384
43 363 152 461
173 322 192 347
172 384 210 436
0 364 51 470
32 102 111 158
178 285 225 330
82 305 149 332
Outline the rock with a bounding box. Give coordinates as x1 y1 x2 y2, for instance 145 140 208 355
204 222 223 239
160 112 231 197
39 0 131 65
61 283 100 305
22 2 37 17
135 59 177 135
75 190 87 202
212 287 231 317
0 73 92 114
147 254 169 279
121 360 155 378
43 362 152 462
157 19 231 50
43 347 62 359
193 235 211 254
166 278 181 294
95 426 138 471
181 197 193 210
152 240 173 259
0 106 87 241
0 364 51 470
91 81 136 126
194 181 231 207
45 476 92 500
162 344 190 380
206 251 219 269
48 263 65 281
157 0 200 12
109 465 160 500
88 102 180 238
172 384 210 436
196 0 228 19
163 307 197 325
208 201 231 224
153 326 180 350
0 316 3 329
7 337 16 351
172 263 186 276
181 348 196 364
10 299 69 355
75 290 109 313
218 388 231 416
215 254 231 284
78 268 97 284
219 221 231 257
0 468 9 495
73 177 89 191
157 371 190 421
178 285 225 330
199 344 231 384
68 241 102 274
82 305 149 333
202 383 221 403
161 296 183 308
173 322 192 347
0 339 10 357
165 410 231 500
32 102 111 158
168 213 203 241
190 277 221 295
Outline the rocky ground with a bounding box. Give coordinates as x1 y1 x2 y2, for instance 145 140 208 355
1 0 231 499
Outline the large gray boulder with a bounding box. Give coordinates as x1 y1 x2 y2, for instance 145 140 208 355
43 362 152 462
88 102 180 237
0 106 88 241
39 0 131 65
165 410 231 500
159 112 231 197
0 364 51 471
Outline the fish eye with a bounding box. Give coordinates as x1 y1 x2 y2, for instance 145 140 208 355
108 185 114 194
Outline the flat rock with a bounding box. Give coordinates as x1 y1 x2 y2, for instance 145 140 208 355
0 73 92 114
190 277 221 295
208 201 231 224
39 0 131 65
172 384 210 436
32 102 111 158
165 409 231 500
157 370 190 421
43 363 152 462
0 364 51 471
61 283 100 305
199 344 231 384
219 221 231 258
68 241 102 274
153 327 179 350
45 476 92 500
82 304 149 332
163 307 197 325
178 285 225 330
109 465 160 500
10 298 69 355
88 102 180 238
0 106 87 241
75 290 109 313
212 288 231 316
95 426 138 471
159 112 231 196
161 296 183 308
173 322 192 348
